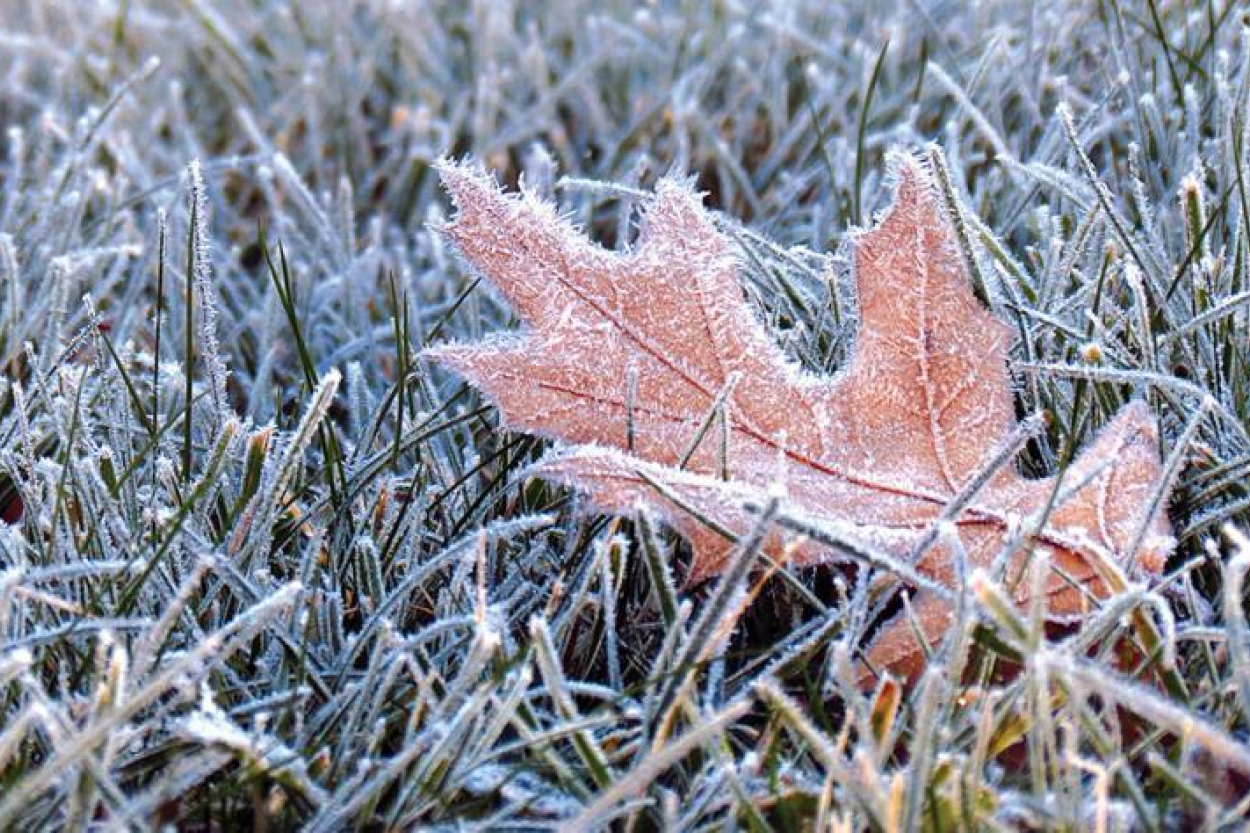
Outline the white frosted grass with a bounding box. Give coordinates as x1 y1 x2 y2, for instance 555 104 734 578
1041 651 1250 777
132 558 210 680
1222 527 1250 726
903 666 948 831
530 614 616 787
0 0 1248 826
754 677 844 770
186 160 231 427
1020 362 1250 447
0 583 302 818
565 697 751 832
270 153 349 272
0 233 19 359
233 368 339 558
648 496 779 738
181 685 328 806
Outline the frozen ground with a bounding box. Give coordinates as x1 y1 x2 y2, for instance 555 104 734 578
1 1 1249 829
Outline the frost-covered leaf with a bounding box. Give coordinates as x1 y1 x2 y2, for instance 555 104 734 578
428 152 1174 683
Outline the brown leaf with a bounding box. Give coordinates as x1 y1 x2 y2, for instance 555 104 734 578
426 152 1175 684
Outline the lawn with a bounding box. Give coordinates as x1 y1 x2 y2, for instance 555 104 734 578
0 1 1248 829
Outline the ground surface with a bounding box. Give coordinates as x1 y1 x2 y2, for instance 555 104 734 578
1 1 1249 829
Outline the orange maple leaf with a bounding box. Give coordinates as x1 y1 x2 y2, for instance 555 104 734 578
426 151 1174 683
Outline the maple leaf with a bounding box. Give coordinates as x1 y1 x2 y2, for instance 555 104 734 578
426 152 1174 683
